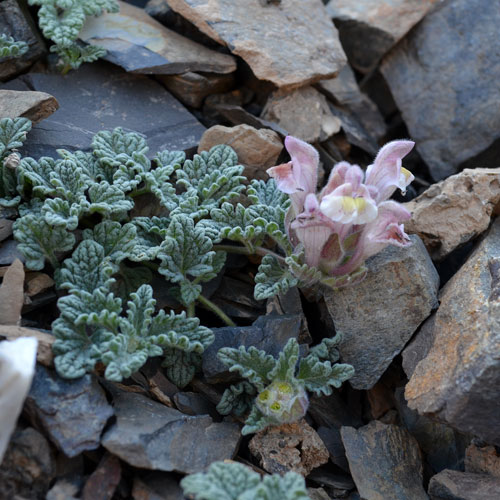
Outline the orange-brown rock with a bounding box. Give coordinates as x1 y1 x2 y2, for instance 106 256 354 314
164 0 347 89
198 124 283 180
404 168 500 261
0 90 58 124
405 218 500 445
261 87 342 143
248 420 329 476
465 444 500 478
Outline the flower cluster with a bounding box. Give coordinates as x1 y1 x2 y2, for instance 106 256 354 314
267 136 415 285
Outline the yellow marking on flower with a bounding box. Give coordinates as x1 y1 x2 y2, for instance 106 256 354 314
353 197 368 214
401 167 412 182
341 196 356 214
270 402 282 412
277 382 292 393
258 390 270 402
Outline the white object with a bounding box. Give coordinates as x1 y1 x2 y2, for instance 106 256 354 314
0 337 38 463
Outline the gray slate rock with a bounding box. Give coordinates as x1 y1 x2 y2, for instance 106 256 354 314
173 391 217 417
202 314 302 383
405 218 500 446
25 365 113 457
3 62 205 158
0 0 46 81
79 1 236 75
101 391 241 473
0 427 55 500
395 387 467 474
165 0 347 89
325 235 439 389
429 470 500 500
0 239 25 266
132 472 184 500
341 421 428 500
380 0 500 180
327 0 438 74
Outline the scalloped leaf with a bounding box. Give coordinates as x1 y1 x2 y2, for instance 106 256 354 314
254 255 298 300
162 349 201 388
217 381 256 417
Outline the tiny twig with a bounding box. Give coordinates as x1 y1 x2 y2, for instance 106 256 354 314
197 294 236 327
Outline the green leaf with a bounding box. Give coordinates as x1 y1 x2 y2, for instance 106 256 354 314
296 356 354 396
50 42 106 71
111 263 152 303
154 149 185 171
242 405 277 435
0 117 31 158
13 214 75 270
0 34 29 58
56 239 115 293
35 2 86 46
217 381 257 417
86 181 134 216
19 156 58 197
162 349 201 388
247 473 309 500
83 220 137 263
308 334 342 364
180 461 261 500
217 345 276 391
158 214 225 305
254 255 298 300
247 178 291 210
176 145 245 207
41 197 83 230
143 167 178 210
268 338 299 382
52 317 105 379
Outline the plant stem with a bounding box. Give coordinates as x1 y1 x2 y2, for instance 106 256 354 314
187 302 195 318
197 294 235 327
213 244 287 265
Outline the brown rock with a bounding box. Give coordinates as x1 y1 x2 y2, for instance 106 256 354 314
157 72 234 108
429 469 500 500
465 444 500 478
165 0 347 89
248 420 329 476
404 168 500 261
405 218 500 445
80 1 236 75
261 87 341 143
316 64 386 139
0 259 24 325
0 325 54 367
25 272 55 297
0 90 59 124
0 219 13 242
327 0 439 73
341 421 428 500
82 453 121 500
367 381 395 419
197 124 283 180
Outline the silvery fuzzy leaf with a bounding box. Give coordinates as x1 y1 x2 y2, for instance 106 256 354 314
0 34 29 58
217 381 256 417
13 214 75 270
41 197 83 230
0 117 31 158
254 255 298 300
268 337 299 382
162 349 201 388
86 180 134 216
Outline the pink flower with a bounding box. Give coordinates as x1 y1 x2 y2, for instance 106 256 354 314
267 136 415 287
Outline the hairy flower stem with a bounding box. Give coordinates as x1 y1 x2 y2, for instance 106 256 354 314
213 244 287 265
197 294 235 327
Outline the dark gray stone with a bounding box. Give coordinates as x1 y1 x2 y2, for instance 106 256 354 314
380 0 500 180
0 427 55 500
325 235 439 389
25 365 114 457
341 421 428 500
132 471 184 500
3 62 205 159
202 314 302 383
429 470 500 500
316 426 349 472
395 387 468 474
405 218 500 446
0 0 46 81
101 391 241 473
317 64 386 140
0 239 25 266
327 0 437 74
79 2 236 75
308 392 363 430
307 469 355 496
173 391 217 417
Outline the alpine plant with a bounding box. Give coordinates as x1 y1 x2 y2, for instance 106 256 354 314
267 136 415 287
